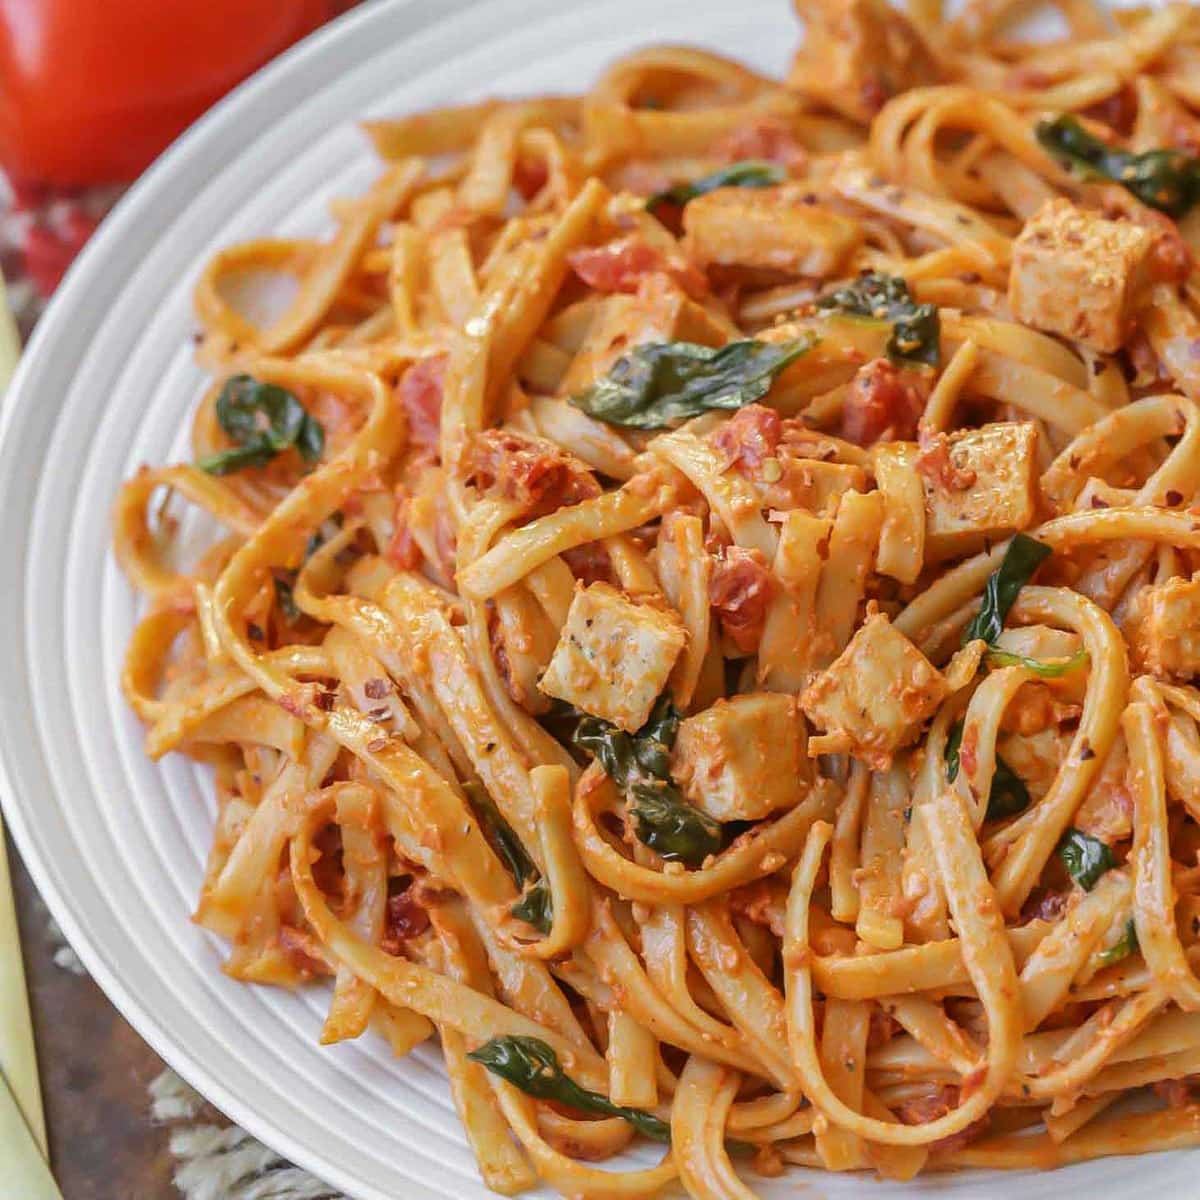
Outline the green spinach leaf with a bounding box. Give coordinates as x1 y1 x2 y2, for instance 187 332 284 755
1097 918 1138 966
647 159 787 211
571 337 812 430
986 758 1031 821
197 374 324 476
1058 827 1115 891
510 879 553 935
469 1036 671 1141
573 695 722 867
272 573 302 625
816 271 940 366
464 782 552 934
962 534 1052 647
985 647 1089 678
944 720 1030 821
1036 115 1200 218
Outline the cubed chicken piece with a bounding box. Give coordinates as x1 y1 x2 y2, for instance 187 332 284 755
683 185 863 278
921 423 1040 561
538 582 686 731
801 611 949 767
788 0 940 123
1129 575 1200 681
560 274 730 393
1009 198 1154 353
672 693 809 821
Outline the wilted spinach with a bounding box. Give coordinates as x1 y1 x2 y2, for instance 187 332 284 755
197 374 324 476
573 694 722 867
571 337 811 430
469 1036 671 1140
962 534 1052 647
647 159 787 211
464 782 552 934
1058 827 1116 891
816 271 940 366
944 720 1030 822
1036 114 1200 218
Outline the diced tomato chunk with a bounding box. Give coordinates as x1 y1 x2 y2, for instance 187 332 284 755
1020 888 1068 925
570 238 662 292
568 237 708 298
1152 1078 1196 1109
710 545 774 654
895 1084 990 1154
710 116 807 171
513 155 549 202
380 884 430 956
1081 84 1137 137
562 542 614 587
839 358 929 446
463 428 599 516
713 403 782 473
398 355 447 453
386 489 421 570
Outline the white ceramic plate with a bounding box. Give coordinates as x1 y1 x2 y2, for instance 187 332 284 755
0 1 1187 1196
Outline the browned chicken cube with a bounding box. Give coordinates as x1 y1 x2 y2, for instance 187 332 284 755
788 0 940 124
559 274 730 393
683 185 863 278
801 610 948 767
672 693 809 821
539 582 686 732
920 423 1041 560
1009 198 1154 353
1129 575 1200 681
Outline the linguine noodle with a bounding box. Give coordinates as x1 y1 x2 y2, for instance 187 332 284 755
115 1 1200 1193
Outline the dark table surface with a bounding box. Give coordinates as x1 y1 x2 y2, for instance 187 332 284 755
10 837 198 1200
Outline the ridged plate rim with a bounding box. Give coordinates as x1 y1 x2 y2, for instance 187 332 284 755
0 1 1188 1196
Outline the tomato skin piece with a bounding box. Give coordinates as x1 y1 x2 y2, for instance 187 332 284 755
0 0 331 187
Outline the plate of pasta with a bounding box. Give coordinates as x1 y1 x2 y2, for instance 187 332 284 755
5 0 1200 1196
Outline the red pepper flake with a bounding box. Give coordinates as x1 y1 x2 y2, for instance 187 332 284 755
366 737 389 753
363 677 390 699
1166 490 1184 506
